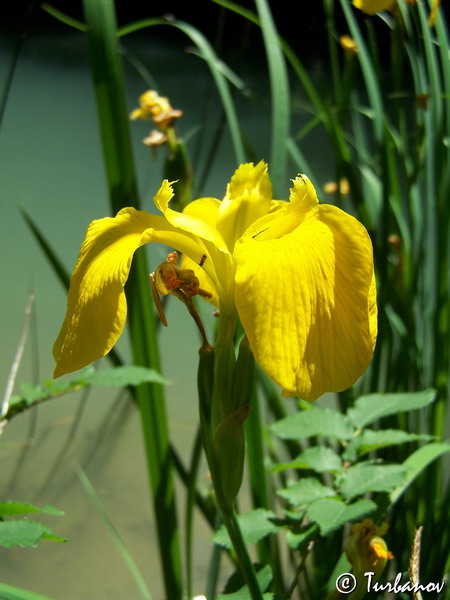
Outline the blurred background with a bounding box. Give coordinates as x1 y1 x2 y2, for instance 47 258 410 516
2 2 449 599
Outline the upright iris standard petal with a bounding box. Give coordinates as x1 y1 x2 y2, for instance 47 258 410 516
216 162 273 251
234 176 377 401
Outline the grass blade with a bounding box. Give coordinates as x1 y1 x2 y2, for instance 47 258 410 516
254 0 290 195
76 466 153 600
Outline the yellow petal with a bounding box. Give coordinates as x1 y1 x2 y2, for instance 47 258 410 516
216 161 273 251
234 199 376 400
53 186 214 377
244 174 318 242
154 180 229 253
180 196 234 307
53 207 164 377
352 0 395 15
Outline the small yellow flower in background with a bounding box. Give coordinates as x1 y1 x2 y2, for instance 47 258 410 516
142 129 168 147
345 518 393 599
53 162 377 401
352 0 395 14
340 35 358 54
428 0 440 27
323 178 350 196
130 90 183 131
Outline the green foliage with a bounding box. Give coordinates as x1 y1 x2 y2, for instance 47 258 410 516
273 446 342 474
213 510 279 549
305 498 377 536
218 565 273 600
0 520 66 549
270 406 354 441
337 463 407 500
0 583 56 600
390 442 450 503
0 502 66 549
277 478 337 507
269 390 441 581
342 429 433 461
4 0 449 598
346 389 437 428
5 365 168 421
0 502 64 517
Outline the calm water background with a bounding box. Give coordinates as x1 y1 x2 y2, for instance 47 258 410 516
0 19 336 600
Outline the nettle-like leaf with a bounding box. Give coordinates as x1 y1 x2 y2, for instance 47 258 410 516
79 365 168 387
270 406 355 441
0 502 64 518
390 442 450 503
347 389 436 428
306 498 376 536
0 519 67 549
277 477 338 507
7 366 168 418
273 446 342 474
338 462 408 501
285 523 318 551
342 429 433 461
212 509 280 549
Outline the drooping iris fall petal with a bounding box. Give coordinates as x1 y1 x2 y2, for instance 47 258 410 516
53 183 212 377
234 176 376 400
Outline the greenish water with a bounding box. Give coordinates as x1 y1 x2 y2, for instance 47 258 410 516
0 26 335 600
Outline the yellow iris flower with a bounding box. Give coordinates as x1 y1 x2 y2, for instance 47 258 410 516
352 0 395 14
345 518 393 599
53 162 377 400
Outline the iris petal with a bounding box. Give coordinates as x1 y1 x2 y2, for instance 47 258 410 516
154 180 229 253
352 0 395 15
53 208 163 376
234 202 376 400
216 161 273 251
53 203 209 377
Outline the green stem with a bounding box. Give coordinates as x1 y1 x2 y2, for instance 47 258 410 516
221 507 264 600
198 320 262 600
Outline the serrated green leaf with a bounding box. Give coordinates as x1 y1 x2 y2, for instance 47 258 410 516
390 442 450 503
277 477 338 506
342 429 433 461
212 509 279 549
0 582 57 600
0 502 64 517
218 564 273 599
347 389 437 428
271 407 354 441
0 520 67 548
79 365 168 387
338 463 407 501
18 383 49 403
273 446 342 474
306 498 376 535
285 523 318 550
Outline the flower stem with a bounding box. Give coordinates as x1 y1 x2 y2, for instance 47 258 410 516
198 323 263 600
220 506 264 600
